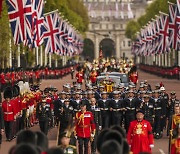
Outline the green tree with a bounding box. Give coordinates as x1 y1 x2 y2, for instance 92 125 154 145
125 0 177 40
44 0 89 34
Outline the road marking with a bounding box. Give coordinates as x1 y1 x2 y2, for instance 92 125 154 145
159 149 165 154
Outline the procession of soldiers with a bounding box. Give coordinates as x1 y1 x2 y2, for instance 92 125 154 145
0 58 179 154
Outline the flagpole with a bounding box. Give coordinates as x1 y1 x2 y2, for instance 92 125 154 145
36 47 39 65
18 45 20 67
167 1 175 5
44 9 58 16
49 53 52 67
159 11 169 16
45 51 47 66
40 46 43 66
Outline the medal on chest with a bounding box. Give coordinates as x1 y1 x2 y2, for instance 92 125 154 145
136 123 143 135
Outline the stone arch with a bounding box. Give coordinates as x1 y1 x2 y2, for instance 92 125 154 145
82 38 95 61
99 38 115 58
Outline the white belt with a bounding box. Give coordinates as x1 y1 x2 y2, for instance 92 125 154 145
4 112 13 114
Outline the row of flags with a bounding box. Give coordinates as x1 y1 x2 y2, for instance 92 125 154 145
1 0 83 56
131 1 180 56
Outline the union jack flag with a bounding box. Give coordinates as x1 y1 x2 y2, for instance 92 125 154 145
43 11 60 53
6 0 32 45
59 19 66 55
169 3 179 51
31 0 44 47
158 13 170 54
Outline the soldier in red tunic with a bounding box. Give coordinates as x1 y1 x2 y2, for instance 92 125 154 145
2 87 15 141
171 123 180 154
89 69 98 86
75 101 96 154
127 110 154 154
75 69 84 85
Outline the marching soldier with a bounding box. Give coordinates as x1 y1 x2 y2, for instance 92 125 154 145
140 95 154 127
153 90 165 139
71 91 81 114
89 69 98 86
36 97 52 135
167 91 179 136
0 101 4 145
98 91 110 129
170 123 180 154
75 101 96 154
160 86 169 131
2 87 15 141
110 91 124 126
89 98 102 154
57 99 74 145
124 90 139 132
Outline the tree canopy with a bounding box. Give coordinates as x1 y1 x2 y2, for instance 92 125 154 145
125 0 177 40
44 0 89 34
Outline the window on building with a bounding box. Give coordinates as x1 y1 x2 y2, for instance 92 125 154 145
120 24 123 29
123 41 125 47
128 41 131 47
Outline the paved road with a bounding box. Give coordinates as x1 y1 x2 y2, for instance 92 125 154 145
0 70 179 154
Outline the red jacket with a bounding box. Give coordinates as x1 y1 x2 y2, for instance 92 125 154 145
90 71 97 83
129 72 138 84
76 72 84 83
127 120 154 154
171 138 180 154
75 111 96 138
2 100 15 121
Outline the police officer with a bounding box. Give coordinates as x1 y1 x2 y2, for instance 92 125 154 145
89 97 102 154
36 98 52 135
110 91 123 127
98 91 110 129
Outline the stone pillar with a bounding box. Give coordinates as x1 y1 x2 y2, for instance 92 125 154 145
95 35 99 59
115 35 120 59
17 45 21 67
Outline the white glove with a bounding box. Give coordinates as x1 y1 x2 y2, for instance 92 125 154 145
150 144 154 148
91 134 95 138
99 126 102 130
74 136 77 139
